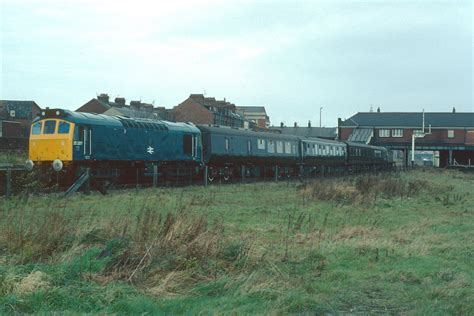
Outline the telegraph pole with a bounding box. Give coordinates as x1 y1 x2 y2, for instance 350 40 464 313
319 107 323 128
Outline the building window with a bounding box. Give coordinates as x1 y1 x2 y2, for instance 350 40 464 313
392 129 403 137
379 129 390 137
448 130 454 138
257 139 265 149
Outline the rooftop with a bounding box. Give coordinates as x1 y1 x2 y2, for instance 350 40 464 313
235 106 267 114
340 112 474 128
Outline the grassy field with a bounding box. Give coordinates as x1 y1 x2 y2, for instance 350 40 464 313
0 169 473 314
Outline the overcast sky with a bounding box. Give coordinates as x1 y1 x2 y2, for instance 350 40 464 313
1 0 472 126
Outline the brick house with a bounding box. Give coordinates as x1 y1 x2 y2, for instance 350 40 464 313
235 106 270 129
76 94 167 120
338 111 474 166
172 94 244 128
0 100 42 137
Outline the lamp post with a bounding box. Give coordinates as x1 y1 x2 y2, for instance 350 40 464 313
319 107 323 128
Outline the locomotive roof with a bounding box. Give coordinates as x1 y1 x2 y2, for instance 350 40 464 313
197 125 300 141
35 109 199 133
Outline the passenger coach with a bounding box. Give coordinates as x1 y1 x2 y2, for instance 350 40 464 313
198 125 300 180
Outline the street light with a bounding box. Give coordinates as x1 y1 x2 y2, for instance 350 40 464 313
319 107 323 128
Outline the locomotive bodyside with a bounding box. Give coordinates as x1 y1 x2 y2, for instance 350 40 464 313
28 109 202 181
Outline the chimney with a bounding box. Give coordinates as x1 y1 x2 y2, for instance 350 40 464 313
280 122 284 128
377 107 381 113
308 120 311 128
294 122 297 128
452 107 456 113
98 93 109 103
115 97 126 106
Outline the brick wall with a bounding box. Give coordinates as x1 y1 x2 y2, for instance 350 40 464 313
339 128 353 140
373 128 467 145
172 98 214 125
76 99 108 114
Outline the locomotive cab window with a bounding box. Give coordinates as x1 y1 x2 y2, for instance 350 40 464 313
44 120 56 134
58 121 70 134
32 122 42 135
183 135 192 155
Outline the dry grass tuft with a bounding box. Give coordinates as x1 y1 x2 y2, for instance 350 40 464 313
15 271 50 294
298 173 434 205
332 226 379 241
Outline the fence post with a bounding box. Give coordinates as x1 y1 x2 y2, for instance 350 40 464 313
84 168 91 195
153 164 158 188
241 165 246 183
6 167 12 198
204 165 208 187
274 165 278 182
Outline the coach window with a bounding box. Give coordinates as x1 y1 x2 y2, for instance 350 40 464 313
183 135 192 155
225 138 229 151
379 129 390 137
32 122 42 135
392 129 403 137
448 130 454 138
58 121 70 134
268 140 275 153
44 120 56 134
276 141 283 153
285 142 291 154
257 139 265 150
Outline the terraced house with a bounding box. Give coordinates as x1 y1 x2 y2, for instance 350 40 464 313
338 109 474 166
172 94 244 128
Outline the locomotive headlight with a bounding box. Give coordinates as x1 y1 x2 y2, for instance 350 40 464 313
52 159 63 172
25 159 34 171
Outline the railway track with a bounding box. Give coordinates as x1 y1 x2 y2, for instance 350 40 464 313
1 163 400 198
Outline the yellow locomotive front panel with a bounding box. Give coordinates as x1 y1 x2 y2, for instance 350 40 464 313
29 119 75 162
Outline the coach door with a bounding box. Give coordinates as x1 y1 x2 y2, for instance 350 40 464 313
74 125 92 159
